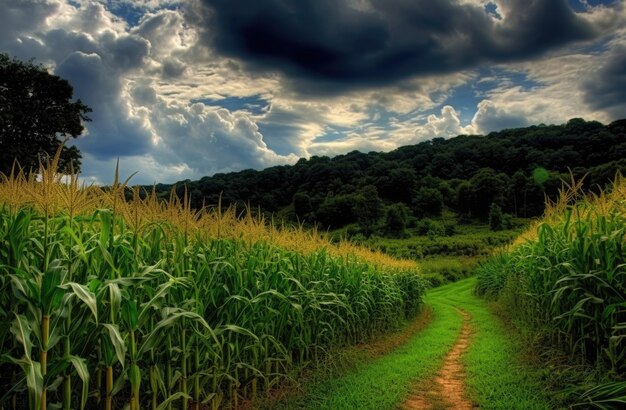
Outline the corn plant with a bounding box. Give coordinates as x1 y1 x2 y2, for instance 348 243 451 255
476 173 626 407
0 153 426 409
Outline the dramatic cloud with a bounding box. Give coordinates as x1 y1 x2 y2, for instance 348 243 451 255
144 92 299 175
0 0 58 41
470 100 529 133
189 0 604 93
415 106 470 139
583 45 626 120
0 0 624 184
57 51 154 159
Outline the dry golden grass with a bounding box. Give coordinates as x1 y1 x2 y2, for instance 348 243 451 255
0 151 419 274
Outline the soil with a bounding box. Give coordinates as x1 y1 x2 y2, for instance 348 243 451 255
402 309 476 410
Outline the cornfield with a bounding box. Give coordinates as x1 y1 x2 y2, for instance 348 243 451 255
475 173 626 407
0 153 425 410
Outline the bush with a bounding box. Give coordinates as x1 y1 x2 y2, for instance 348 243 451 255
413 187 444 217
420 257 475 285
416 218 445 237
385 203 410 236
474 252 512 299
422 272 446 288
489 202 503 230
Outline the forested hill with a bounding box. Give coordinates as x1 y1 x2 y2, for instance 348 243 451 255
155 118 626 231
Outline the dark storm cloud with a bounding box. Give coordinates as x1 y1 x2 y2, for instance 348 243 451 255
0 0 58 39
162 57 187 77
56 51 153 159
102 33 151 71
188 0 599 93
583 45 626 121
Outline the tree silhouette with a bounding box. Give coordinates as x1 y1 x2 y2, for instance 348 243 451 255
488 203 503 231
354 186 384 237
0 54 91 175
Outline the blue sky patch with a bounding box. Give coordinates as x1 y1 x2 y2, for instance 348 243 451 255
568 0 616 12
105 1 181 26
444 83 482 124
106 2 146 26
192 95 270 115
484 2 502 19
257 122 304 155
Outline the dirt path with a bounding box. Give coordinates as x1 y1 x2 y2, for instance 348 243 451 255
402 309 475 410
268 278 552 409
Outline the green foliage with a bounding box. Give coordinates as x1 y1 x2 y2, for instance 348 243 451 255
489 203 504 231
419 257 477 286
532 167 550 185
413 186 443 217
316 194 357 227
415 218 444 237
146 118 626 230
460 168 509 217
375 167 417 204
292 192 313 221
353 186 384 236
473 253 512 300
477 210 626 373
476 186 626 407
574 381 626 409
0 206 426 409
0 54 91 175
384 203 410 236
370 216 524 260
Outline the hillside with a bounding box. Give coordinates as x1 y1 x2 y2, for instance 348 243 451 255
156 118 626 236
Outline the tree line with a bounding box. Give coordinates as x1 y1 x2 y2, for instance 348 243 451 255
156 118 626 235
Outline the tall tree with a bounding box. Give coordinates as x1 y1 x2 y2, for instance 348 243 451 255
413 186 444 217
354 186 384 237
0 54 91 175
293 192 313 221
488 203 504 231
385 203 409 236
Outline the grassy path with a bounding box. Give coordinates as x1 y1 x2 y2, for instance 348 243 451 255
273 277 554 410
402 308 474 409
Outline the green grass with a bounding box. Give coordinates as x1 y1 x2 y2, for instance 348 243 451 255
457 278 554 409
268 291 461 409
370 223 524 259
272 278 553 409
418 256 477 286
331 212 530 262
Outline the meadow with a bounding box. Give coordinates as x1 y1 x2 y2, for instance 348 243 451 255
0 154 426 410
333 211 528 286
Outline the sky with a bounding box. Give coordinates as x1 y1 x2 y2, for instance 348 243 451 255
1 0 625 185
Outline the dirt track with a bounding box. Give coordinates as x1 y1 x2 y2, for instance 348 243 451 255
402 309 475 410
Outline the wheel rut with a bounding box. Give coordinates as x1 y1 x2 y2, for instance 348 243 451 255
401 308 476 410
